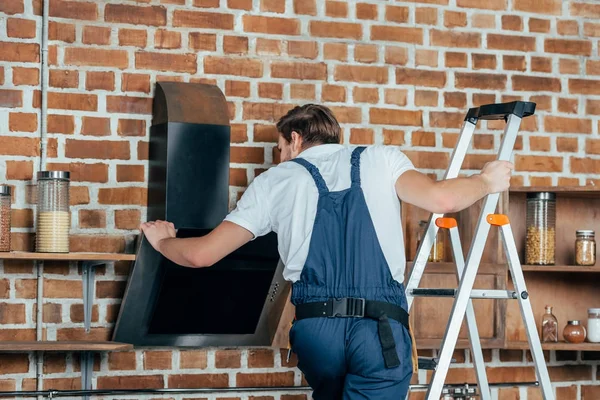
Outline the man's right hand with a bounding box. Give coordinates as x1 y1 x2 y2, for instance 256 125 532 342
480 160 514 194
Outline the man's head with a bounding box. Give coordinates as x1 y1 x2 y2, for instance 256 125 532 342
276 104 341 162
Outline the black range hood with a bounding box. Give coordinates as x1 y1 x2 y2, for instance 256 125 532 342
113 83 290 347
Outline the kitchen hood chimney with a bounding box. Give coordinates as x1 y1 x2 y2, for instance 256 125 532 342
113 83 291 347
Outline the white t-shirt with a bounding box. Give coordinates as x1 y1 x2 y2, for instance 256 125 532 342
225 144 415 283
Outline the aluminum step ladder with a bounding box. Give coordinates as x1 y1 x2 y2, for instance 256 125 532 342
405 101 555 400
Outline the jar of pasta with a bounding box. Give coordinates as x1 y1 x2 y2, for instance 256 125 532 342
575 230 595 266
0 185 11 252
525 192 555 265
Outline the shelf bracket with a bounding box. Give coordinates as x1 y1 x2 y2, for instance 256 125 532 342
80 351 93 400
81 261 105 333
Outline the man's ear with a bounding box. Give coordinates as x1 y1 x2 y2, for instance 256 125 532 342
291 131 303 152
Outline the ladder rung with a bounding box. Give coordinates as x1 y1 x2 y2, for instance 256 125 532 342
417 357 457 370
410 289 518 299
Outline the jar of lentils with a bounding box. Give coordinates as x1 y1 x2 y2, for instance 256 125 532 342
0 185 11 252
575 230 595 266
525 192 556 265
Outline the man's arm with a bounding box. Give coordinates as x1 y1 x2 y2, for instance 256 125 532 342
395 160 513 214
140 220 253 268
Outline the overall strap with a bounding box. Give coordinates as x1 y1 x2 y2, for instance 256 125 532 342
350 146 367 188
290 158 329 194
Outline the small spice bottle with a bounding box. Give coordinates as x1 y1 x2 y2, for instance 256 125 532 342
0 185 11 252
575 230 596 266
563 320 586 344
541 305 558 343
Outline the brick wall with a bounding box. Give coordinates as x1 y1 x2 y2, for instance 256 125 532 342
1 0 599 398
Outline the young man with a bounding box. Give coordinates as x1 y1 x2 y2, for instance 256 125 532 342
141 104 512 399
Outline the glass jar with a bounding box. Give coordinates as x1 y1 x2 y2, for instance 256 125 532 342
575 230 596 266
417 220 445 262
36 171 70 253
563 320 586 344
541 305 558 342
525 192 556 265
588 308 600 343
0 185 11 252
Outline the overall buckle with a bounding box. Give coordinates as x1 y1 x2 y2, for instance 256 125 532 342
330 297 365 318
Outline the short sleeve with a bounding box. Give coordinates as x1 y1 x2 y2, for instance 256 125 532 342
224 175 272 238
383 146 416 182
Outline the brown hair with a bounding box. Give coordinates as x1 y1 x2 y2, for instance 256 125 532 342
276 104 341 147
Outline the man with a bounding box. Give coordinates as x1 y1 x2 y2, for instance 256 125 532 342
141 104 512 399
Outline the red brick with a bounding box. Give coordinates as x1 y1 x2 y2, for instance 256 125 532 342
503 55 526 71
515 155 562 172
382 129 405 146
445 10 467 27
9 113 37 132
445 52 467 68
7 18 36 39
230 147 264 164
136 52 196 73
350 128 374 144
529 18 550 33
529 136 551 152
310 21 362 39
559 98 578 113
228 0 252 9
512 75 560 92
82 26 110 45
215 350 241 368
169 374 228 388
357 3 378 20
514 0 561 14
236 372 295 387
223 36 248 54
569 79 600 95
153 30 181 50
117 119 146 136
488 34 536 51
328 106 361 123
12 67 38 86
473 93 496 106
570 2 600 18
585 139 600 155
114 209 141 230
118 29 147 47
415 6 438 24
47 92 97 112
370 109 422 126
0 42 39 62
189 33 216 51
204 56 262 78
384 89 407 106
194 0 219 6
11 209 34 229
584 22 600 37
571 158 600 174
143 351 172 370
545 39 591 56
415 50 437 67
430 30 480 48
0 0 25 14
385 46 408 65
323 43 347 61
395 68 445 88
444 92 467 108
531 56 552 73
69 187 90 206
291 84 315 100
66 139 130 160
333 65 386 84
415 90 438 107
587 60 600 76
44 279 82 299
226 81 250 98
108 352 137 371
105 4 166 26
242 15 299 35
65 48 128 69
472 53 496 70
86 71 115 91
472 13 495 28
6 161 33 180
288 41 317 59
137 142 149 160
558 20 579 36
229 168 248 186
557 137 578 153
272 62 326 80
0 137 39 156
371 26 423 44
386 5 409 22
0 304 26 324
79 210 106 229
116 165 144 182
108 96 152 114
46 115 73 135
455 72 506 90
47 162 108 183
180 350 208 369
294 0 316 14
50 0 97 20
97 376 164 390
326 0 347 17
49 69 78 89
502 15 522 31
545 116 592 134
457 0 505 9
80 117 109 136
97 189 147 207
173 10 233 29
430 111 465 128
353 87 378 104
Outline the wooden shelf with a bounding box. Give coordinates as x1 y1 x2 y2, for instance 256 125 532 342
506 341 600 351
406 261 506 274
0 341 133 352
509 186 600 198
522 265 600 273
0 252 135 261
417 339 502 350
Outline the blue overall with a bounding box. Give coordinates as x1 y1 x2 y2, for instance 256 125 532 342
289 147 413 400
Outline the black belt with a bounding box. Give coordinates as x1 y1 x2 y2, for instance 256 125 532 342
295 298 410 369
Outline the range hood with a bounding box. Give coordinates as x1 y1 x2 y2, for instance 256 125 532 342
113 83 292 347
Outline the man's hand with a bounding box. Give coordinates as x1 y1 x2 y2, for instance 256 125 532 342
480 161 514 194
140 220 176 253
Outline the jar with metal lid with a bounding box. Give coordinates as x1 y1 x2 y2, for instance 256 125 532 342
417 220 445 262
575 230 595 266
525 192 556 265
588 308 600 343
36 171 70 253
0 185 11 252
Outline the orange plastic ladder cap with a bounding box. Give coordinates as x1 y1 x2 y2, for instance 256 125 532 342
487 214 510 226
435 217 457 229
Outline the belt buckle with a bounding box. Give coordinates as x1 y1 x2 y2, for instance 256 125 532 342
330 297 365 318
